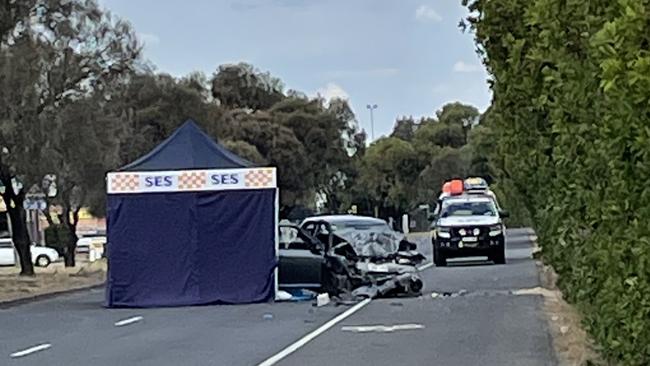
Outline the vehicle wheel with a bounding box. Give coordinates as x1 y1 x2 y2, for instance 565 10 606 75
36 255 51 267
491 247 506 265
433 247 447 267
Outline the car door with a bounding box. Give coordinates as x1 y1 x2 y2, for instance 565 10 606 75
430 200 442 239
278 225 324 289
0 238 16 266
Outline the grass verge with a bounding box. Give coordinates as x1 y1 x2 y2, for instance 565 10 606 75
0 258 106 304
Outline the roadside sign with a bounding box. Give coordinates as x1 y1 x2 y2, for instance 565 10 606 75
23 199 46 211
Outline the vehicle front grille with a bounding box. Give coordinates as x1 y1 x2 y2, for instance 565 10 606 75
451 227 487 237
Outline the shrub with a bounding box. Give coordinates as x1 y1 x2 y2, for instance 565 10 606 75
464 0 650 363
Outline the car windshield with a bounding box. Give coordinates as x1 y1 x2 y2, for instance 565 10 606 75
441 201 497 217
333 227 401 257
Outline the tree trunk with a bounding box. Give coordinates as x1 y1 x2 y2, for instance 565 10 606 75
63 231 77 267
61 205 78 267
6 198 34 276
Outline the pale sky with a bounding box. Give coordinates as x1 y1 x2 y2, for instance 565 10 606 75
102 0 491 139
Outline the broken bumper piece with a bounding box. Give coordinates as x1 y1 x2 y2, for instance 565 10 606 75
351 273 424 299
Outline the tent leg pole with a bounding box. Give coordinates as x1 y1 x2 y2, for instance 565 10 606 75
274 188 279 301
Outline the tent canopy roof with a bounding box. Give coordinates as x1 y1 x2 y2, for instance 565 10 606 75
120 119 252 171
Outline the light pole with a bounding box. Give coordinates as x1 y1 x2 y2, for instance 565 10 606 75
366 104 378 141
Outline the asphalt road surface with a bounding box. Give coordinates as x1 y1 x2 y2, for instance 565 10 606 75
0 228 556 366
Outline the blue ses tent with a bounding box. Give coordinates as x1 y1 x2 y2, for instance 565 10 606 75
105 120 278 307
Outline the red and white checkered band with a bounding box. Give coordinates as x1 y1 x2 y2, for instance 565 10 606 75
245 169 274 188
110 174 140 192
178 171 207 189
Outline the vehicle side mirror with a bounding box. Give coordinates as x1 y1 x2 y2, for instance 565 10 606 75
499 210 510 218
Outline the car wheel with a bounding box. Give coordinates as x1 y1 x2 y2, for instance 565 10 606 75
491 247 506 265
36 255 51 267
433 247 447 267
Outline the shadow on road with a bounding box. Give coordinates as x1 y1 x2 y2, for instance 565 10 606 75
445 259 493 267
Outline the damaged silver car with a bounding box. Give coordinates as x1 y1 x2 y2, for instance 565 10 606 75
278 215 425 300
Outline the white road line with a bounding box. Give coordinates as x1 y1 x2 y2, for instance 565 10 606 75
114 316 143 327
341 323 425 333
257 298 372 366
10 343 51 358
417 262 434 271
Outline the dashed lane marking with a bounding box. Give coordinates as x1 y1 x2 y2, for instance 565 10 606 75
10 343 51 358
114 316 143 327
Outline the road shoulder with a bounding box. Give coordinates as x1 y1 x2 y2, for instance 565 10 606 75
535 261 605 366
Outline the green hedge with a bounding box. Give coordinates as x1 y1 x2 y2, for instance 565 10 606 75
465 0 650 364
491 180 533 228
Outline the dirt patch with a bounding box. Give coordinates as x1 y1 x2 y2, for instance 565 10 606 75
0 258 106 303
536 261 607 366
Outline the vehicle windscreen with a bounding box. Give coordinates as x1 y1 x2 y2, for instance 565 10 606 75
441 201 497 217
333 228 401 258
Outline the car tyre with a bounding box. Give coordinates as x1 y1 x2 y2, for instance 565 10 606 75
36 255 51 267
491 247 506 265
433 246 447 267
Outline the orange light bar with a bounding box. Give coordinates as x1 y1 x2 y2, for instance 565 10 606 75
449 179 464 195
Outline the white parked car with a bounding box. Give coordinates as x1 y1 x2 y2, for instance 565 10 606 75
76 235 107 254
0 238 60 267
0 238 15 266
